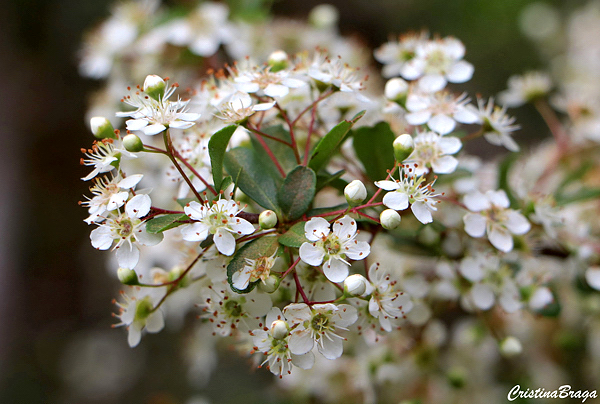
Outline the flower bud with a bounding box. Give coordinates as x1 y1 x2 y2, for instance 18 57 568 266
499 336 522 357
117 267 139 285
344 180 367 205
446 366 467 389
122 134 144 152
143 74 166 101
344 274 369 296
385 78 409 103
268 50 289 72
258 274 280 293
393 134 414 163
380 209 402 230
270 320 289 340
309 4 338 29
90 116 116 139
259 210 278 229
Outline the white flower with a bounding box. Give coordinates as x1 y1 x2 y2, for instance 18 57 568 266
405 91 479 135
375 166 442 224
82 174 143 224
90 194 163 269
407 131 462 175
364 263 413 332
251 307 314 377
498 71 552 107
414 37 474 92
299 216 370 283
118 75 200 136
308 52 368 98
374 31 429 79
233 61 306 98
232 250 278 291
475 97 521 152
199 284 272 337
181 198 255 256
284 303 357 360
113 287 165 348
80 139 120 181
215 91 275 124
462 190 531 252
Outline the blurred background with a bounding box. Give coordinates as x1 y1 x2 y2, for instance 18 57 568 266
0 0 582 403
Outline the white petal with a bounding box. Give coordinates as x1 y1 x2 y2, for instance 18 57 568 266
107 192 129 211
529 287 553 311
178 112 201 122
304 217 330 241
232 267 252 290
405 110 431 126
127 324 142 347
288 329 314 355
411 201 433 224
438 136 462 154
283 303 312 323
135 228 163 246
142 124 167 136
431 155 458 174
323 258 349 283
459 257 484 282
299 242 325 266
382 191 409 210
504 211 531 235
116 243 140 269
184 201 206 220
487 190 510 209
126 119 149 131
463 213 487 237
345 240 370 261
146 311 165 333
264 83 289 98
169 120 195 129
463 191 490 212
446 61 474 83
375 180 400 191
180 222 209 242
332 216 357 241
488 225 514 252
90 226 113 250
405 94 429 111
126 194 152 218
291 352 315 370
229 217 255 236
253 101 276 111
418 74 446 93
318 334 343 359
453 107 479 124
585 267 600 291
333 304 358 327
428 114 456 135
118 174 143 189
470 283 495 310
214 228 236 256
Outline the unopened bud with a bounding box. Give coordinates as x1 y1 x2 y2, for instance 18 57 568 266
122 134 144 152
380 209 402 230
393 134 414 163
90 117 116 139
344 180 367 205
384 78 409 104
309 4 338 29
268 50 289 72
143 74 166 101
117 267 139 285
499 336 522 357
446 366 467 389
344 274 369 296
259 210 278 229
258 274 280 293
270 320 289 340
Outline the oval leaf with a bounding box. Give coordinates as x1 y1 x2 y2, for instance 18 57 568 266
278 166 316 221
352 121 395 182
208 125 237 191
145 213 188 234
227 235 280 293
278 221 307 248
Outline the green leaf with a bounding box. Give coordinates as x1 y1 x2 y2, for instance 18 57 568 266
145 214 189 234
556 188 600 206
308 110 365 172
227 235 280 293
278 166 316 221
278 221 307 248
251 125 297 174
316 169 346 191
352 121 395 182
208 125 238 191
223 147 281 212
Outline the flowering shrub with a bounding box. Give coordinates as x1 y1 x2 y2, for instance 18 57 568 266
79 1 600 402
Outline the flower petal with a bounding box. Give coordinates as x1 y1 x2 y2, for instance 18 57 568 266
299 242 325 266
411 201 433 224
382 191 409 210
214 228 236 256
323 258 349 283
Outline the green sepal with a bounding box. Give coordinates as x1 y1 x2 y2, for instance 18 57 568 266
278 221 308 248
308 110 365 172
352 121 395 182
145 213 189 234
223 147 281 213
208 125 238 191
227 235 280 294
278 165 316 221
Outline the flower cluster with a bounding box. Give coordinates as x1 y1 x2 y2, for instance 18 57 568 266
77 1 600 403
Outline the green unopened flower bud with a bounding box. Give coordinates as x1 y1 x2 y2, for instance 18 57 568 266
344 180 367 205
344 274 369 296
393 134 414 163
309 4 339 29
258 274 280 293
270 320 289 340
259 210 278 229
117 267 139 285
384 78 409 104
90 116 116 139
122 134 144 152
380 209 402 230
446 366 467 389
143 74 166 101
268 50 289 72
499 336 522 357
